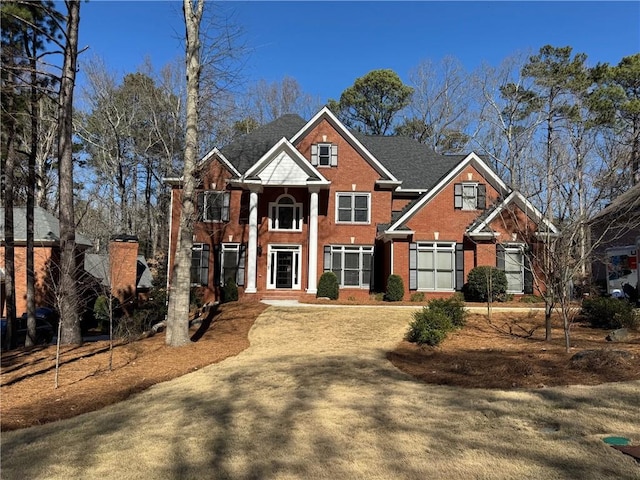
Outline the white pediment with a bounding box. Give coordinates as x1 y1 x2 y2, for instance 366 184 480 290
258 151 311 185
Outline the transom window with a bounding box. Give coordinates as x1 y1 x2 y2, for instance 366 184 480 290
416 242 455 291
325 245 373 288
336 193 370 224
269 195 302 231
191 243 210 286
197 191 230 222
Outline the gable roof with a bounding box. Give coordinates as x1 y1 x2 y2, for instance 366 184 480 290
219 114 308 175
355 134 464 191
0 207 93 247
589 183 640 223
241 138 330 187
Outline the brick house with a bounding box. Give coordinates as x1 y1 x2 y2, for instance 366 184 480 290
165 107 558 303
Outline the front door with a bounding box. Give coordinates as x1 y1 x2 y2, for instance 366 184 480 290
267 245 302 290
276 251 293 288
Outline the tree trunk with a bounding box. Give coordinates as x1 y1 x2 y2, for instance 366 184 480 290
57 0 82 345
166 0 203 347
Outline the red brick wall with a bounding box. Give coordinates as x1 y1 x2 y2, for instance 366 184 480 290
109 239 139 308
1 245 56 316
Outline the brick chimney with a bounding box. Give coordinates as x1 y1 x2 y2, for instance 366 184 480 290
109 235 139 311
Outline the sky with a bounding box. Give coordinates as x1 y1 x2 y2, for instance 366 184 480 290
77 1 640 104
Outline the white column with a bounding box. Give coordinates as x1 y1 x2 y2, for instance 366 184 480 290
246 188 259 293
307 188 319 294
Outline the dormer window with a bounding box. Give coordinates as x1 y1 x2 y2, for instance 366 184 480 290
311 143 337 167
269 194 302 231
454 183 486 210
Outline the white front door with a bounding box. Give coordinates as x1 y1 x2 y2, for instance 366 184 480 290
267 245 302 289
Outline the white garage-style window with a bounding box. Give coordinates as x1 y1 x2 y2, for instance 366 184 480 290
269 194 302 231
324 245 373 288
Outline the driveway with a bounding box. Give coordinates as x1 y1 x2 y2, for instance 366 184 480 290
1 306 638 479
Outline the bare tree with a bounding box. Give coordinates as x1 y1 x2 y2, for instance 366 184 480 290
166 0 204 347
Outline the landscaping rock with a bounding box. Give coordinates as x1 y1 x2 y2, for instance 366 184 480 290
606 328 629 342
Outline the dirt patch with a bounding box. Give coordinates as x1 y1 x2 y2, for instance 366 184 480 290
0 301 268 431
388 311 640 389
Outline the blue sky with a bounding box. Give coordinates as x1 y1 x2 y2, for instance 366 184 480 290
77 1 639 103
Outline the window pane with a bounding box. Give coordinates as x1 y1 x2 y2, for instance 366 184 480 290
279 196 294 205
345 252 359 269
506 273 523 291
338 209 352 222
362 269 370 286
223 251 237 269
354 209 368 222
417 250 433 269
344 270 359 286
436 251 452 270
437 271 453 289
319 145 330 156
354 195 368 208
278 206 293 229
332 252 342 270
505 251 522 271
338 195 351 209
418 270 434 289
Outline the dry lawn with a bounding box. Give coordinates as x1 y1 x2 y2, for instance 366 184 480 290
1 305 639 479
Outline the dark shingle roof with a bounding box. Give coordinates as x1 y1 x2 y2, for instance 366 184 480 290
0 207 93 246
354 134 465 190
220 114 307 174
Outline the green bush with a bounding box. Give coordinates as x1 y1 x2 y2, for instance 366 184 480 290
410 292 425 302
465 266 508 302
407 308 453 346
385 274 405 302
222 277 239 303
317 272 339 300
427 294 467 328
581 297 638 330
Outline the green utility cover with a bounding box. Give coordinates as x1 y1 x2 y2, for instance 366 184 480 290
603 436 630 446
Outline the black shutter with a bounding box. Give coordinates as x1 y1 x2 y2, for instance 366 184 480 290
454 184 462 209
201 244 210 286
197 191 205 221
323 245 331 272
524 249 533 294
477 184 486 210
409 242 417 290
496 244 505 269
455 243 465 291
237 244 246 286
213 244 221 286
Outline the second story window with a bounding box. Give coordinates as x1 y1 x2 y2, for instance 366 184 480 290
454 183 486 210
270 195 302 231
198 191 230 222
336 192 370 224
311 143 337 167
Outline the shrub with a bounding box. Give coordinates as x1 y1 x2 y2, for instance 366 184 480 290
222 278 239 303
370 293 385 302
427 294 467 328
385 274 404 302
410 292 425 302
581 297 638 330
407 308 453 346
317 272 339 300
465 266 508 302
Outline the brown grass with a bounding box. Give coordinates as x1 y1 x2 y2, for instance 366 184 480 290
1 305 639 480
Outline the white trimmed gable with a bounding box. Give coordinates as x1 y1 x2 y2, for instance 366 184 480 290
242 138 330 187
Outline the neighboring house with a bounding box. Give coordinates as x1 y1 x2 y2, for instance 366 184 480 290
84 235 153 311
0 207 93 317
165 107 558 303
589 183 640 293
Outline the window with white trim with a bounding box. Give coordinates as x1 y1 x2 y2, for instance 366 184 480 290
503 246 524 293
454 183 486 210
191 243 210 286
219 243 245 286
336 192 370 224
416 242 455 291
311 143 337 167
269 195 302 231
197 191 230 222
325 245 373 287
